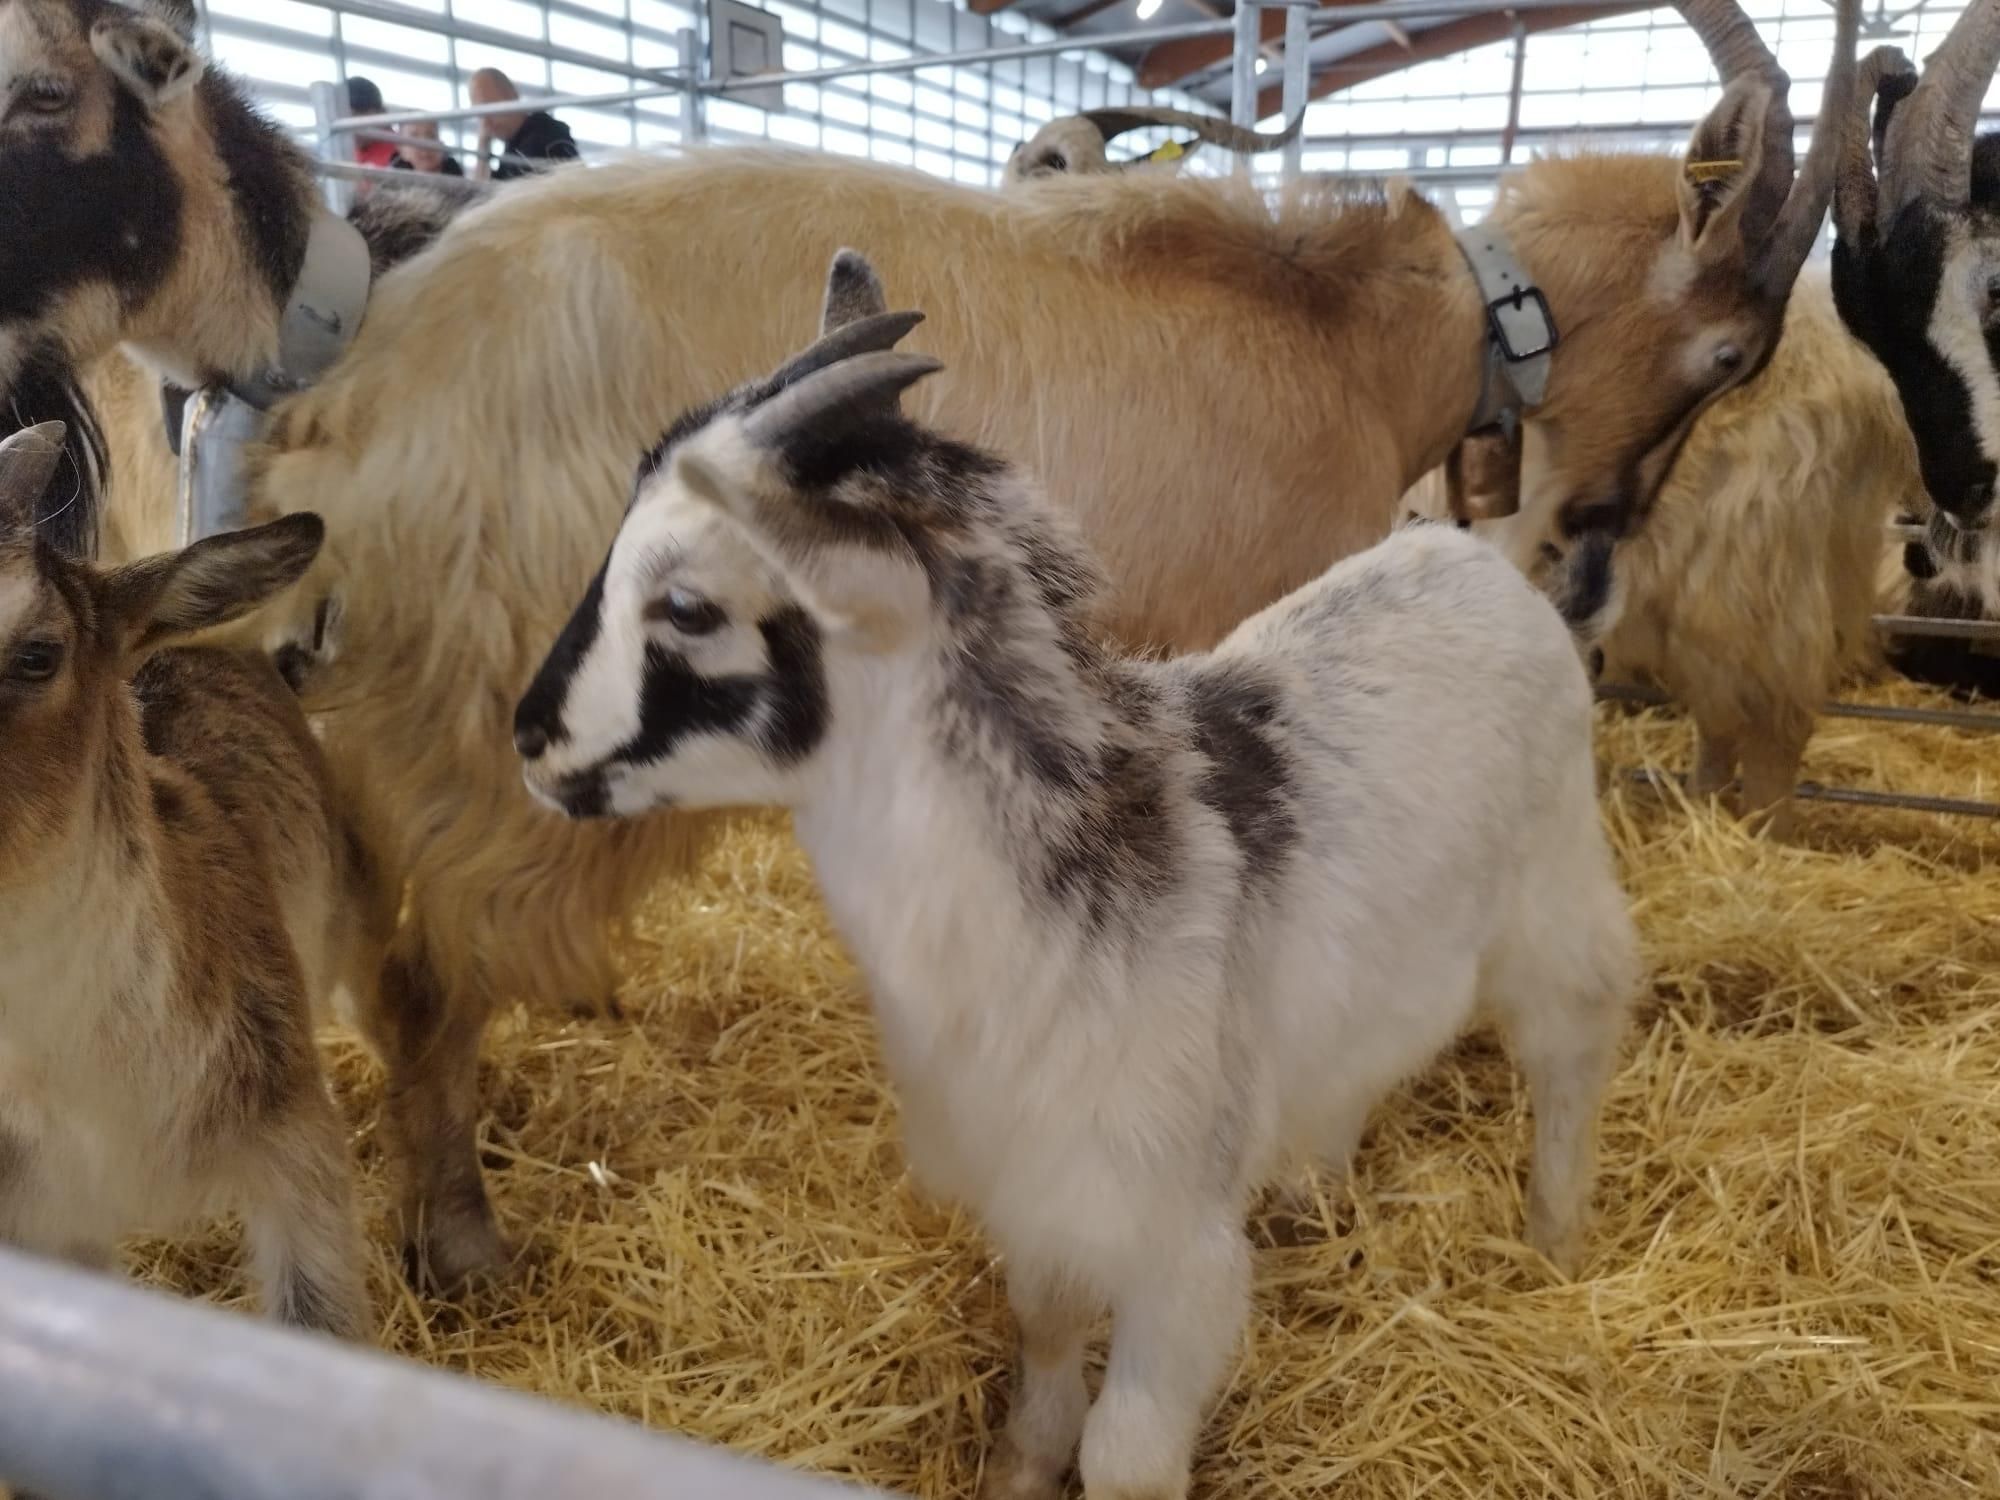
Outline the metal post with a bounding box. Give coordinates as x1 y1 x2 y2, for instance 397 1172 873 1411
680 27 707 145
309 79 353 216
1231 0 1260 178
0 1246 900 1500
1281 0 1309 180
1500 16 1528 165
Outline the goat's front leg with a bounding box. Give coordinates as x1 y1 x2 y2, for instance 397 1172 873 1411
980 1260 1096 1500
1079 1217 1250 1500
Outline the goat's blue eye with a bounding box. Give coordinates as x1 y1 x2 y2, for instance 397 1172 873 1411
10 642 62 682
648 588 726 636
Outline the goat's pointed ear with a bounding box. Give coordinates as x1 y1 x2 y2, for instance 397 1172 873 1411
100 514 325 658
1677 77 1770 255
91 9 205 111
0 423 68 540
821 249 890 335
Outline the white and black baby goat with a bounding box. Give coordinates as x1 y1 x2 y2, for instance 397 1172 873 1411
514 251 1640 1500
0 421 375 1340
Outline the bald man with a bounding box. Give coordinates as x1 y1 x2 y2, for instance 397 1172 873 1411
468 67 580 183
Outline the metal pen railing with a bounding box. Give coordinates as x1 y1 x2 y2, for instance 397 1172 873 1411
0 1244 900 1500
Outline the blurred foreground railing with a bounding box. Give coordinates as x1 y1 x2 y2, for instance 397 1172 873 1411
0 1245 899 1500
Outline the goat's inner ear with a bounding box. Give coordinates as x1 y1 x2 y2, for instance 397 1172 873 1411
673 449 739 513
90 13 206 110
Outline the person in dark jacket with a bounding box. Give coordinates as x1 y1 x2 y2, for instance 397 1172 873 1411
468 68 581 182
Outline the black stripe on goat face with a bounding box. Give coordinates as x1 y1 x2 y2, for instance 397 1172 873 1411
1833 205 2000 529
516 550 830 822
0 85 183 335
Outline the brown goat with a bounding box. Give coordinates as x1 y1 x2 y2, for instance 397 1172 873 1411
1406 271 1927 837
0 421 378 1338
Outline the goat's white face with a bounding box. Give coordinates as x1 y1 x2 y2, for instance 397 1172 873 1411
514 442 830 821
1002 117 1113 185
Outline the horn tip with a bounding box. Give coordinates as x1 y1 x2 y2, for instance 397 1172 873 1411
7 421 68 449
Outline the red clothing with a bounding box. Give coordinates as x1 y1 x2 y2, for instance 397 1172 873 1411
357 137 402 169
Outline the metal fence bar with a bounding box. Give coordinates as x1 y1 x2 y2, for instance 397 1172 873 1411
1599 681 2000 733
1231 1 1259 176
1281 1 1309 180
1874 613 2000 642
273 0 686 84
340 82 693 132
1622 768 2000 819
0 1246 899 1500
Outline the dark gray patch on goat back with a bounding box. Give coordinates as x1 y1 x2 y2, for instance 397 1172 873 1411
1186 667 1299 886
1037 736 1182 933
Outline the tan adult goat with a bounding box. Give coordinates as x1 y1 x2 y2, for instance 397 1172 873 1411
8 0 1860 1284
1000 104 1304 186
1406 269 1928 837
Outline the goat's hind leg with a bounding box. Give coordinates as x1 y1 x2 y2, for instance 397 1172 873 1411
1079 1217 1250 1500
981 1261 1096 1500
1482 846 1638 1275
361 923 509 1293
241 1082 372 1340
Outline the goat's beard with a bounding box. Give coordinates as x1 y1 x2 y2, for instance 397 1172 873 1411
1920 508 2000 616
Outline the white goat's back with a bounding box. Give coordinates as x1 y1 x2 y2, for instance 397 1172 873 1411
1212 525 1621 1168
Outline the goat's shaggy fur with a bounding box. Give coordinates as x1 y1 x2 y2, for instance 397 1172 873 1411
27 0 1850 1276
1406 271 1928 834
513 259 1640 1499
208 116 1851 1277
0 427 377 1337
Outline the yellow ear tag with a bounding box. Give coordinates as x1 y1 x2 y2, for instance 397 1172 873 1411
1148 139 1186 162
1685 158 1743 185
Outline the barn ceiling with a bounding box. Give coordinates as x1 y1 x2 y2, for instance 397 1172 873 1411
981 0 1654 112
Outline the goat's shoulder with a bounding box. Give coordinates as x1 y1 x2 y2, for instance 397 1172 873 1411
133 646 337 869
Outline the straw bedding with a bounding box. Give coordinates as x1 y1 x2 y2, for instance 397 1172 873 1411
140 678 2000 1498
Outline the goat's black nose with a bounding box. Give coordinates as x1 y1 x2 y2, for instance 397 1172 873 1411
515 722 550 761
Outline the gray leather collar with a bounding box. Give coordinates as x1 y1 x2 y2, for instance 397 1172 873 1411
169 210 372 543
1454 225 1558 438
230 209 373 412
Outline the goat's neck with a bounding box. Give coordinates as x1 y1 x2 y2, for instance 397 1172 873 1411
0 716 163 1031
1362 203 1497 489
788 640 1131 1049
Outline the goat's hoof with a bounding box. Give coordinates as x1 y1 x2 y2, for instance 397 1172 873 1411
978 1438 1068 1500
400 1216 515 1296
1525 1214 1583 1279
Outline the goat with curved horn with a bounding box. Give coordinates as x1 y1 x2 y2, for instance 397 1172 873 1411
1673 0 1861 297
1831 0 2000 571
1879 0 2000 214
1001 104 1305 187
